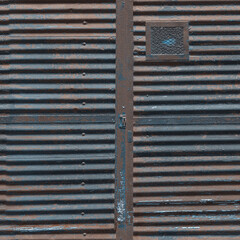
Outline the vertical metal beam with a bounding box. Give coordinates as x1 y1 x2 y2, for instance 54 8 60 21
115 0 134 239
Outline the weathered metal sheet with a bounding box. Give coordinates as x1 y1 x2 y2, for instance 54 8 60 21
133 0 240 239
2 0 240 239
0 0 116 239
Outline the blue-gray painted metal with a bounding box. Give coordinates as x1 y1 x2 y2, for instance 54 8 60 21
133 0 240 239
0 1 116 239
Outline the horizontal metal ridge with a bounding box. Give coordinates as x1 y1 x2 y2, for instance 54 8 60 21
0 114 115 124
134 115 240 126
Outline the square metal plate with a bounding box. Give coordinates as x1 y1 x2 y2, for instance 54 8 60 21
146 21 189 61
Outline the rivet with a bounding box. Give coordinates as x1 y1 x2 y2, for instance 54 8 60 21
122 106 125 109
83 233 87 236
83 21 87 25
82 162 85 165
82 42 86 46
82 102 86 105
81 182 85 186
81 212 85 215
82 72 86 76
82 132 85 136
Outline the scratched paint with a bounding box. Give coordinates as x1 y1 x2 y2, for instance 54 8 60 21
162 38 176 46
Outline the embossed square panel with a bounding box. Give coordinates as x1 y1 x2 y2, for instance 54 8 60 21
146 21 189 61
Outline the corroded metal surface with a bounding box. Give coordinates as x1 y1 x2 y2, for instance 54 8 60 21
1 0 240 239
0 0 116 239
133 0 240 239
115 0 134 239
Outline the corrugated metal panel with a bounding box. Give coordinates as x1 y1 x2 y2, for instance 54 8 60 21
134 0 240 117
133 0 240 239
0 0 116 239
1 0 115 37
1 122 115 239
1 36 115 115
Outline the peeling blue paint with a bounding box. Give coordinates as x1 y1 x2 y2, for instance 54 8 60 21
162 38 176 46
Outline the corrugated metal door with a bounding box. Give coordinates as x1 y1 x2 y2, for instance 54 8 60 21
1 1 240 240
1 1 116 239
133 0 240 239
